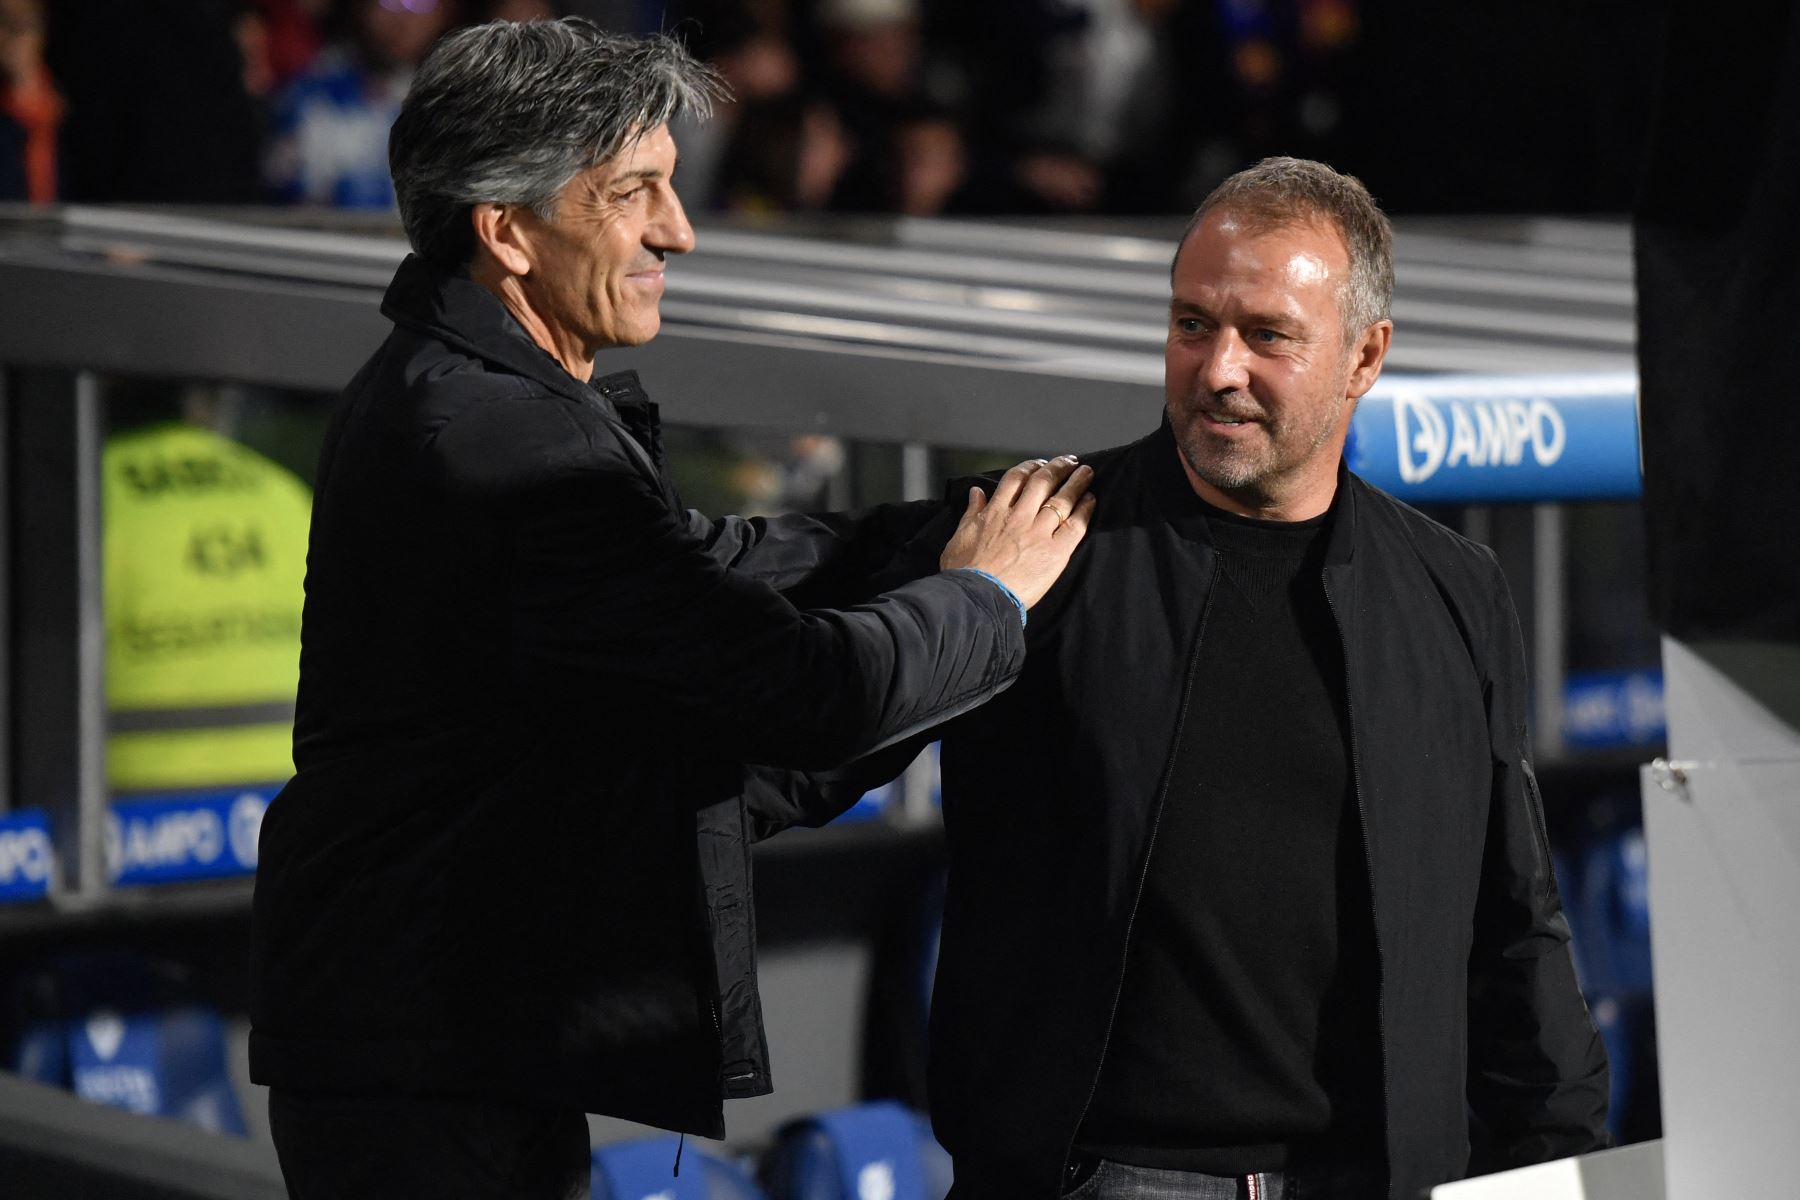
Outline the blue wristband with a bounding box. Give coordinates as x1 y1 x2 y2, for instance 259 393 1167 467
953 568 1028 627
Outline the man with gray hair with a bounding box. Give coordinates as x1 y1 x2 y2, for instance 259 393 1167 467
806 157 1609 1198
247 19 1093 1198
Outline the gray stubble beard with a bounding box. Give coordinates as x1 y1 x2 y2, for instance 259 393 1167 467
1170 388 1354 502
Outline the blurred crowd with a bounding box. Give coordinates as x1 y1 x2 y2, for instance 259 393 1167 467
0 0 1368 217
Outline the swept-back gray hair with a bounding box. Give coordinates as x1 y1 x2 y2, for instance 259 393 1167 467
390 19 724 268
1174 157 1394 343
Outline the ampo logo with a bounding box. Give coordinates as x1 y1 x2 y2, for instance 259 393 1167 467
0 826 53 887
106 808 226 878
1393 393 1568 484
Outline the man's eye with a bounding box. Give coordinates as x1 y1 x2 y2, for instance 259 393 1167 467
1255 328 1282 343
1176 317 1205 334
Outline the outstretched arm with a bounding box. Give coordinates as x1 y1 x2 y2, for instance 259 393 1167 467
434 401 1092 770
739 463 1079 836
682 501 941 593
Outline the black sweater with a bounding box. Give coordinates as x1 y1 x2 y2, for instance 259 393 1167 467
1077 500 1380 1174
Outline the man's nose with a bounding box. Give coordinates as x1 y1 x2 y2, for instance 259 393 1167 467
1200 328 1251 393
649 186 696 256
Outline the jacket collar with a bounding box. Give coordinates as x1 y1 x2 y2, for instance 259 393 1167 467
379 253 651 420
1141 414 1358 567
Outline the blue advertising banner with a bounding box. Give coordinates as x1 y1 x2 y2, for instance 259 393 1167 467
1563 669 1666 750
1346 372 1640 503
107 786 278 887
0 809 55 902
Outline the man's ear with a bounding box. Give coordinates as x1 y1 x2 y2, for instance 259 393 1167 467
469 203 535 278
1346 319 1393 399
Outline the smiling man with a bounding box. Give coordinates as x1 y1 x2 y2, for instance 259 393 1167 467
805 158 1609 1199
247 20 1094 1200
1163 195 1389 521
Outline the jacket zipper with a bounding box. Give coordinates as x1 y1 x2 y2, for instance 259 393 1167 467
710 986 755 1088
1323 567 1392 1198
1057 571 1217 1187
721 995 758 1083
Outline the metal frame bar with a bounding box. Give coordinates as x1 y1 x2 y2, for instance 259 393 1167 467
6 205 1639 376
10 367 108 900
1533 504 1568 760
0 365 10 815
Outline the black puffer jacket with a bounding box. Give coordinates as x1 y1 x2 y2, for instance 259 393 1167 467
799 422 1609 1200
248 256 1025 1137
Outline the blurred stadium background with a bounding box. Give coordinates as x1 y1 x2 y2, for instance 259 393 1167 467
0 0 1765 1195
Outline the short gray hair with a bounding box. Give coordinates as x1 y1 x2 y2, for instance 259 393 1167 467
390 19 725 268
1173 157 1394 343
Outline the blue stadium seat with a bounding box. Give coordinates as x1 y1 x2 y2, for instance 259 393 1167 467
593 1135 765 1200
1567 824 1657 1139
14 1005 246 1134
762 1102 951 1200
9 952 246 1135
1576 826 1655 998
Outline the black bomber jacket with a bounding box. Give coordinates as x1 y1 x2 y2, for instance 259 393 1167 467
248 256 1025 1136
793 422 1610 1200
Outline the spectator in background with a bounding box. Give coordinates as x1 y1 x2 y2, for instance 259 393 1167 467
890 105 965 215
667 0 813 210
103 384 312 797
813 0 967 214
264 0 459 207
0 0 60 202
254 0 330 92
1149 0 1366 206
687 0 969 216
936 0 1112 213
44 0 261 203
888 0 1364 215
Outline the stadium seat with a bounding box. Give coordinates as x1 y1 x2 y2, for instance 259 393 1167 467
592 1134 765 1200
1567 825 1657 1139
761 1102 952 1200
1576 826 1655 998
10 951 246 1135
79 1005 245 1133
